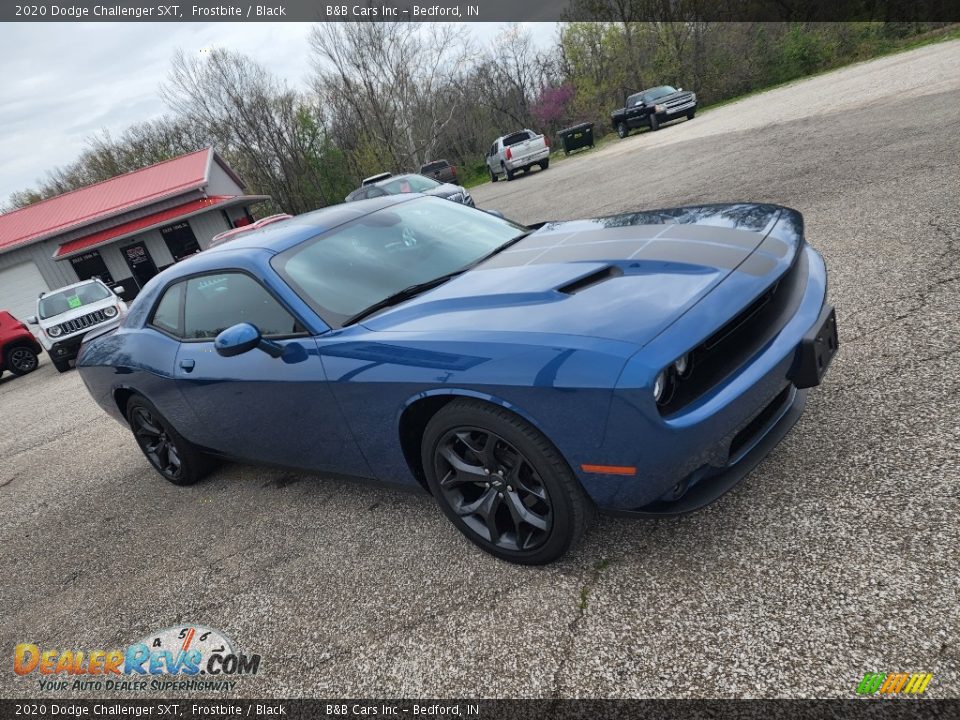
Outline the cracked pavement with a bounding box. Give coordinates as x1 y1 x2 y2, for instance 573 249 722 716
1 40 958 699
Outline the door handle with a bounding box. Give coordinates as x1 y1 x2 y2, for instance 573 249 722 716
179 358 195 373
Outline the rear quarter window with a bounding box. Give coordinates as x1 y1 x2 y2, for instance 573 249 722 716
150 282 184 336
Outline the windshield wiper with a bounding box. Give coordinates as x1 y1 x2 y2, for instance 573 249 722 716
468 228 535 267
342 270 467 327
341 228 535 327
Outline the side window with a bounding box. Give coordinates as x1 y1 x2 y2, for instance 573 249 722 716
183 273 300 340
151 282 184 337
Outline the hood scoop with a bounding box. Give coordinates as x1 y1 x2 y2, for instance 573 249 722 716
558 266 624 295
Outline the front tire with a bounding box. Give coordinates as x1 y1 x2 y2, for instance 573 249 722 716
422 399 592 565
126 396 212 486
649 114 660 131
6 345 39 376
687 110 695 120
52 357 71 373
616 122 628 139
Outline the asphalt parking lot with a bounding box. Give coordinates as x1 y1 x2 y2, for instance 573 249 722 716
2 40 958 699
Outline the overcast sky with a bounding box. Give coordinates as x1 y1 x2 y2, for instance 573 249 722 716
0 22 557 203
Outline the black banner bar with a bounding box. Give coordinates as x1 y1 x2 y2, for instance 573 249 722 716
3 699 960 720
3 0 960 23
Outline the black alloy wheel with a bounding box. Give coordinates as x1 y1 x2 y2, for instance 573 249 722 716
126 397 211 486
7 346 39 375
422 399 592 564
130 405 183 481
435 427 553 552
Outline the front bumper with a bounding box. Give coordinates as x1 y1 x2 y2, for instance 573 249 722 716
49 334 87 364
579 244 834 511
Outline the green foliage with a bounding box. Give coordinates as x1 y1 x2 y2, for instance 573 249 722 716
4 22 952 209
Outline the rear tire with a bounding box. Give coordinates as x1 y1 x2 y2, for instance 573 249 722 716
503 163 514 181
126 396 213 486
540 158 549 171
52 358 71 373
617 122 628 139
422 399 592 565
6 345 39 376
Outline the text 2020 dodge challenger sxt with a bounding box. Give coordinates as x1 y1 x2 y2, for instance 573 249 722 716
77 195 838 564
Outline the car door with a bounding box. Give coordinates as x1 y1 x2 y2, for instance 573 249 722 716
171 270 371 476
625 93 644 128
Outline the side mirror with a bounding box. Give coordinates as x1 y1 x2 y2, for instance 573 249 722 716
214 322 284 359
27 316 38 325
113 285 125 296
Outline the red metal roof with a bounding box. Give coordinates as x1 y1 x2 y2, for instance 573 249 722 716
53 195 256 259
0 148 216 254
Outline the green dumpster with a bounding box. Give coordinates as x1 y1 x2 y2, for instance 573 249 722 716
558 122 595 155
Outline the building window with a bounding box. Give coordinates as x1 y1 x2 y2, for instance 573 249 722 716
69 250 114 285
161 221 201 261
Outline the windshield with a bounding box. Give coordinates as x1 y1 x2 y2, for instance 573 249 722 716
272 196 526 326
378 174 440 194
644 86 677 102
38 282 111 319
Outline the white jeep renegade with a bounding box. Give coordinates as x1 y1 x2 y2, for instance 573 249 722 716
28 279 127 373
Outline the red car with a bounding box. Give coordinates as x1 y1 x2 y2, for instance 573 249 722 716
208 214 293 249
0 311 43 379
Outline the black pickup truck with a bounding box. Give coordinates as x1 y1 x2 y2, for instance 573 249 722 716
611 85 697 138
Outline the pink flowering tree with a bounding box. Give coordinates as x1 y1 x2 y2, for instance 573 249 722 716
531 83 577 139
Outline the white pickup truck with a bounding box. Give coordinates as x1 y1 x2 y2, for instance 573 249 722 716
485 129 551 182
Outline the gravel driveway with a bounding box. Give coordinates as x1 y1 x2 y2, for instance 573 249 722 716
2 40 958 699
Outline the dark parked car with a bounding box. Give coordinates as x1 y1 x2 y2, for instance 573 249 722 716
345 173 474 207
77 195 837 565
0 310 42 378
420 160 458 184
612 85 697 138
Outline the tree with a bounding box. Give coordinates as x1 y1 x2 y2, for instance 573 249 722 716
161 47 351 213
309 22 473 170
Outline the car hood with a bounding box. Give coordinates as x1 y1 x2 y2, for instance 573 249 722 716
424 183 465 198
655 90 694 104
363 204 800 348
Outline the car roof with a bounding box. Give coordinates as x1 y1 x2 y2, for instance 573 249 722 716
361 172 393 186
201 194 421 257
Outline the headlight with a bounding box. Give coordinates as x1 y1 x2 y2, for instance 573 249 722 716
673 353 690 377
103 305 118 318
47 325 62 338
691 93 697 102
652 370 666 402
654 104 666 112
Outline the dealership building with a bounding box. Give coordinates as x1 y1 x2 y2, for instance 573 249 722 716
0 148 269 321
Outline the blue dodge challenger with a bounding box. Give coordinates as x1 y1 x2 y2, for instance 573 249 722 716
77 195 837 564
